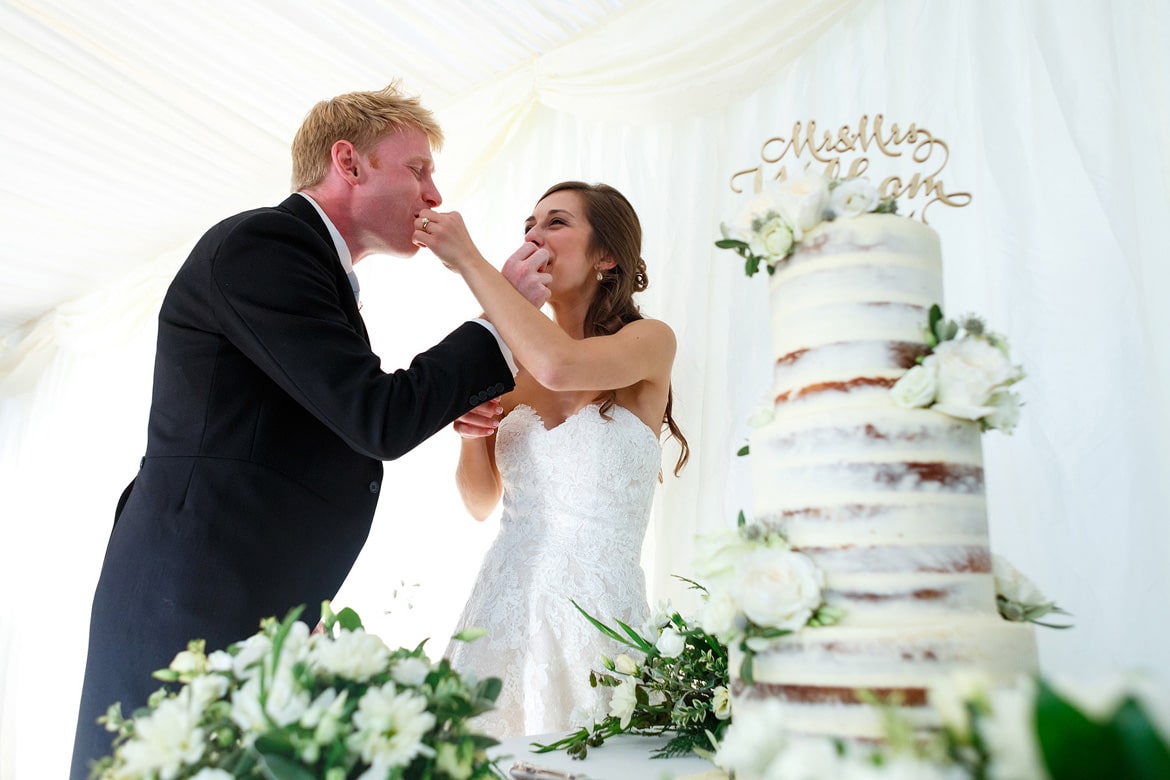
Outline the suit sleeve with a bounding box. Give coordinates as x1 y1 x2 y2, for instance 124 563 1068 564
207 211 513 460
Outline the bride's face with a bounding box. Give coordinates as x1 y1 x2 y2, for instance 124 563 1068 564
523 190 609 298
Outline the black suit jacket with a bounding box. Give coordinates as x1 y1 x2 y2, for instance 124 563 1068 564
70 194 512 778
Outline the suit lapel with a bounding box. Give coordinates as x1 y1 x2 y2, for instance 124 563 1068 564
276 194 370 345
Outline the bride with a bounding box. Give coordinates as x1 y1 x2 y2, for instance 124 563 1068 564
418 181 688 737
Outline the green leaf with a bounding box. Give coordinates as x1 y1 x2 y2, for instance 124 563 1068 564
737 510 746 528
1035 678 1120 780
736 444 749 456
478 676 503 703
739 650 754 685
452 626 489 643
335 607 362 632
715 238 749 250
571 600 638 649
1110 696 1170 779
252 750 317 780
615 618 656 653
745 256 761 277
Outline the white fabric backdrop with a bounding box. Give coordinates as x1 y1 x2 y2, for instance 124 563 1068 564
2 1 1168 778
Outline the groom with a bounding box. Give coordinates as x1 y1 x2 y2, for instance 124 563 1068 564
70 83 549 779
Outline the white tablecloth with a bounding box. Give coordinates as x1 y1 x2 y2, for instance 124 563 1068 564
488 733 723 780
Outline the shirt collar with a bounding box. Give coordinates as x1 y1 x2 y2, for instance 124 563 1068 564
295 192 354 274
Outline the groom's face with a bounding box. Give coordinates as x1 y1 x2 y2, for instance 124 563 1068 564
355 128 442 257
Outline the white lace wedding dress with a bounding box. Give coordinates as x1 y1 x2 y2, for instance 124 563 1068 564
445 402 660 738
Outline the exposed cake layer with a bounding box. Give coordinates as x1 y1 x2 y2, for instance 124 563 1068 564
731 620 1038 739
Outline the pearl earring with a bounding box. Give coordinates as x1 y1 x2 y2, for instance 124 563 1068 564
596 268 604 281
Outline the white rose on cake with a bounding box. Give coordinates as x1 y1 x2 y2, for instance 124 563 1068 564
749 215 794 264
931 337 1017 421
773 172 831 240
830 177 880 218
891 358 940 409
732 547 824 632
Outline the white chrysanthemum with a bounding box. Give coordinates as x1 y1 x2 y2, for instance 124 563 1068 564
299 688 350 746
348 683 436 773
230 665 311 735
310 627 391 682
732 547 823 631
391 656 431 688
230 633 273 680
187 673 230 712
608 678 638 729
117 689 206 780
206 650 234 674
772 173 831 240
713 699 787 778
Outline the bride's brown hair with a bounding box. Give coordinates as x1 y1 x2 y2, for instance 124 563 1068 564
539 181 689 476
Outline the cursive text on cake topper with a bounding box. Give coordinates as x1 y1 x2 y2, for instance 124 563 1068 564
729 114 972 222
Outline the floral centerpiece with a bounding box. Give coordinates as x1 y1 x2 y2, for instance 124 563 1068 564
91 603 502 780
693 514 842 683
891 304 1025 432
715 173 896 276
532 583 730 761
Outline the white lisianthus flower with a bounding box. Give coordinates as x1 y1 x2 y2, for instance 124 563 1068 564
891 359 939 409
979 678 1045 780
830 177 879 219
656 627 686 659
608 678 638 729
732 547 824 631
570 699 608 728
712 685 732 720
311 628 392 682
640 599 672 642
614 653 640 676
348 683 437 772
773 173 831 240
930 337 1016 421
391 656 431 687
984 389 1022 432
207 650 233 673
230 633 273 680
118 689 206 780
749 215 794 265
697 590 741 638
992 555 1049 613
230 664 312 734
713 699 787 778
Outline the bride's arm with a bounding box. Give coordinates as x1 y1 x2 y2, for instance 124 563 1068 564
453 400 503 521
419 212 676 392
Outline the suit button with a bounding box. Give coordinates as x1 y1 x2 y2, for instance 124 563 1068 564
468 394 479 405
368 481 379 494
493 383 505 394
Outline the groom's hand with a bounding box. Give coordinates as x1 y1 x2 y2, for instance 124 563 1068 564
502 242 552 307
454 399 503 439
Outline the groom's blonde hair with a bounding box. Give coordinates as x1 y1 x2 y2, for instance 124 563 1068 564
290 81 444 190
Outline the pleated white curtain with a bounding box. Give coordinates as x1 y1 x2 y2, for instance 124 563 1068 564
2 1 1168 777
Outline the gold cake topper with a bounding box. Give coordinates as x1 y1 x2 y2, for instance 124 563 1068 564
730 114 972 222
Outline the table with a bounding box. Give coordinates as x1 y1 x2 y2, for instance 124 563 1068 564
488 733 725 780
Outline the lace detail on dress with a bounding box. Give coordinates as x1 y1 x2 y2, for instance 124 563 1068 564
445 403 661 738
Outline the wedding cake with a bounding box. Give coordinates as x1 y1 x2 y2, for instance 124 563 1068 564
727 194 1037 740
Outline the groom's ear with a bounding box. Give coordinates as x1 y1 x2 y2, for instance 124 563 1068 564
330 140 361 184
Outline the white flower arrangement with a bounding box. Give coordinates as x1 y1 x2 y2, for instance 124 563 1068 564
693 515 842 683
891 304 1025 432
716 173 897 276
91 603 503 780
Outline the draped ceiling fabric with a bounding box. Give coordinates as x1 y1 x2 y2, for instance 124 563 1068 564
2 1 1168 777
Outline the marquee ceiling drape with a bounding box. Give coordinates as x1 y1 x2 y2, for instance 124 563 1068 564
2 2 1168 778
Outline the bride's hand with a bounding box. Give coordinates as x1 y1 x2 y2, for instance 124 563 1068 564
414 209 479 271
454 398 503 439
502 242 552 307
